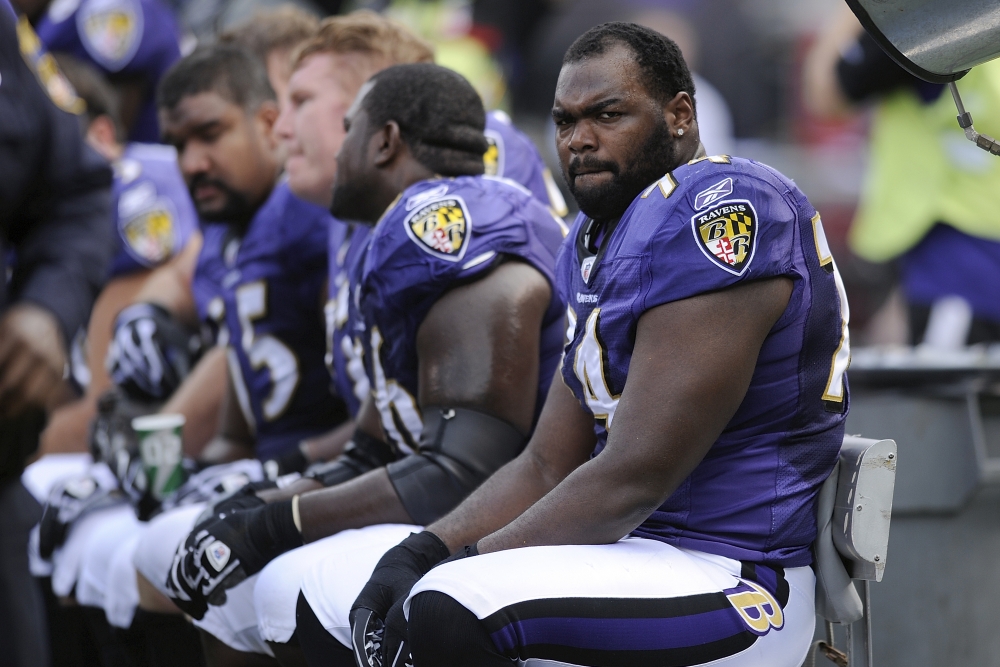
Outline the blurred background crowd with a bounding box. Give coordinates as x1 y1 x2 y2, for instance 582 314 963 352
17 0 1000 348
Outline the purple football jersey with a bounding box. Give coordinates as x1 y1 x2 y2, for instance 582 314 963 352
558 156 850 567
193 182 344 459
36 0 181 142
484 110 567 215
192 221 231 345
354 176 567 452
325 221 370 417
108 143 196 278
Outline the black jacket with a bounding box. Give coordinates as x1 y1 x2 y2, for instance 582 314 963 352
0 0 113 343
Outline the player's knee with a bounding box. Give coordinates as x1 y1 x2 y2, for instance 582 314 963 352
137 572 180 613
295 592 354 667
408 591 501 667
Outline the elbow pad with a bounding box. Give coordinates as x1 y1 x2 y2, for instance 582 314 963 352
305 429 397 488
386 407 526 526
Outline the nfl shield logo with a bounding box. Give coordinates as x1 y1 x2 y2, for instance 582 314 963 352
206 540 231 572
581 256 596 284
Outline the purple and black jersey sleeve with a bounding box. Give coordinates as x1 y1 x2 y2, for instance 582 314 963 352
325 221 370 417
107 143 197 278
558 156 850 568
356 176 567 452
36 0 181 142
484 110 568 216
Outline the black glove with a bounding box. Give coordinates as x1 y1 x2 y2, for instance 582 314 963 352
350 532 463 667
107 303 200 402
165 499 302 619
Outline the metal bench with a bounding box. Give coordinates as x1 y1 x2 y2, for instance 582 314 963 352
806 436 897 667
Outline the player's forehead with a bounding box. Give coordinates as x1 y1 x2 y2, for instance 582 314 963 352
553 44 648 114
160 91 242 137
291 51 373 101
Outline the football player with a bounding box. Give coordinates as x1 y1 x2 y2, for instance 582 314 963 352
102 7 320 455
343 22 850 667
70 43 346 666
278 12 567 468
18 0 182 143
150 16 568 665
158 62 567 667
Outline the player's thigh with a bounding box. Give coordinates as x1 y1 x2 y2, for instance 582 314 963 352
254 536 357 644
50 503 133 598
104 527 146 628
407 537 816 667
194 573 272 656
133 503 205 596
299 524 421 647
76 507 142 608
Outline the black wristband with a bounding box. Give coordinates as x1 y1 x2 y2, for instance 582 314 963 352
247 500 303 566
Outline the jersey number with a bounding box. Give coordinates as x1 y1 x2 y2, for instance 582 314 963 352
572 308 620 429
812 214 850 409
234 281 300 421
370 327 422 452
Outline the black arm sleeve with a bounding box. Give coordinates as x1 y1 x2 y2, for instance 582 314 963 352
0 5 113 340
305 429 398 487
836 31 944 104
386 407 526 526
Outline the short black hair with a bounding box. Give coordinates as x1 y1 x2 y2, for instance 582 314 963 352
564 22 696 110
157 43 275 113
362 63 488 177
52 52 124 142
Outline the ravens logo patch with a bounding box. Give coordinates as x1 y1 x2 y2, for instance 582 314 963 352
78 0 142 72
404 196 470 262
122 208 175 266
691 199 757 275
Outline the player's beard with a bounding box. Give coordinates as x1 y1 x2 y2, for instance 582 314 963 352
565 116 676 223
189 175 256 228
330 178 377 224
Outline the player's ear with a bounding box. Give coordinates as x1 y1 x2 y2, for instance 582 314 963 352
255 100 281 149
372 120 403 168
665 91 695 137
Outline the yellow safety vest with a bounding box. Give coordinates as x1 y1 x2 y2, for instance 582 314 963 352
850 60 1000 262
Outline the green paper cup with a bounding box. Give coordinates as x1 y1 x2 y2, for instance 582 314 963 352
131 414 187 500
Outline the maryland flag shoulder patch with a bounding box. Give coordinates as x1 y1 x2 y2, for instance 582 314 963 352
691 198 757 275
483 129 504 177
404 195 471 262
121 207 175 266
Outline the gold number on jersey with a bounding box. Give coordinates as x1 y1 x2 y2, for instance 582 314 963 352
572 308 620 429
812 215 851 408
370 327 422 453
234 281 300 421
